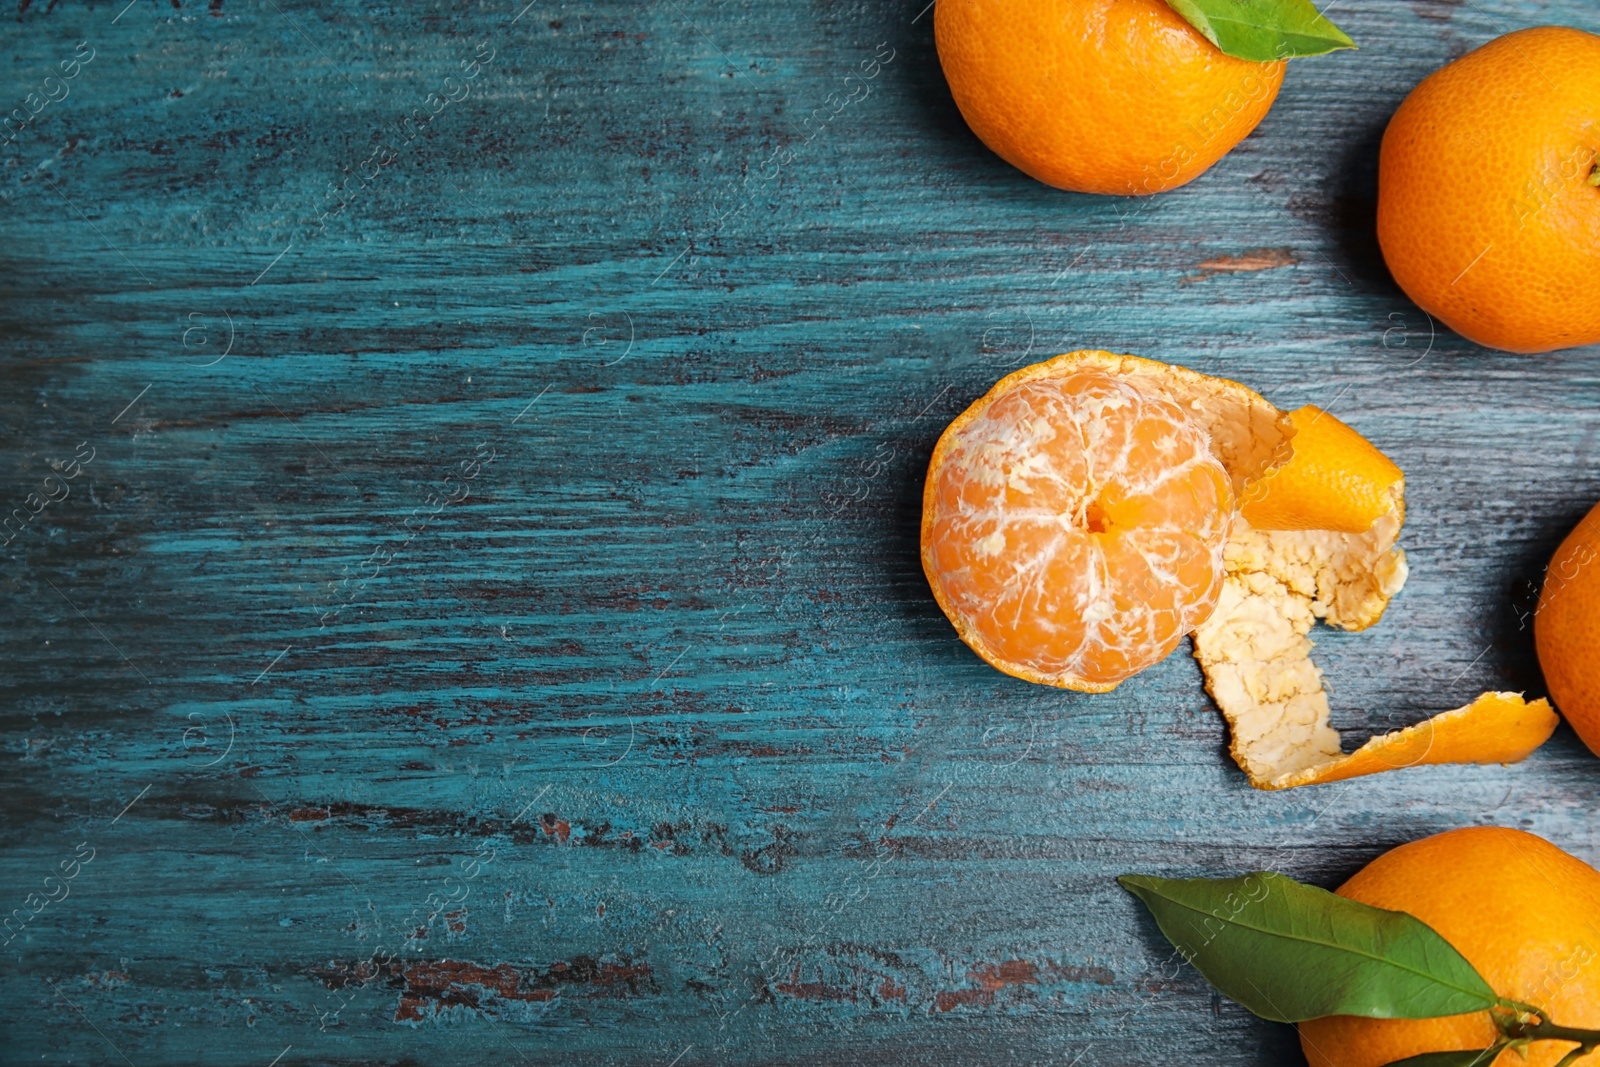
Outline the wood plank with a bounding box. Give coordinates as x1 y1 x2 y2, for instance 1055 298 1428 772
2 0 1597 1063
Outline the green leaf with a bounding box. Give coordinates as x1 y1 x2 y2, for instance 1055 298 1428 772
1380 1049 1506 1067
1118 872 1498 1022
1163 0 1356 61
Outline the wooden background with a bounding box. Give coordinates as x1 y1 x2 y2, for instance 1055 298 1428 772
3 1 1598 1063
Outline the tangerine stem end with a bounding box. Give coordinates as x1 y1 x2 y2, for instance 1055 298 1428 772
1493 1000 1600 1051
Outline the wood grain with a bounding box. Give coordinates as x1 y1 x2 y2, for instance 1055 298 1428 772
2 1 1598 1064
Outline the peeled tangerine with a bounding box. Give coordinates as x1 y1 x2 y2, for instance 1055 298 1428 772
922 351 1558 789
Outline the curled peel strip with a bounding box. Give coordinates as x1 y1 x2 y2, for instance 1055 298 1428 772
1193 402 1557 789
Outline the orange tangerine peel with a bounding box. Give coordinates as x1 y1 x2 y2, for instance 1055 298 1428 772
922 351 1561 790
1261 692 1558 791
1238 405 1403 534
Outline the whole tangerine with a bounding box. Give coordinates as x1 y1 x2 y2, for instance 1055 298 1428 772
934 0 1285 195
1377 27 1600 353
1299 827 1600 1067
1536 499 1600 757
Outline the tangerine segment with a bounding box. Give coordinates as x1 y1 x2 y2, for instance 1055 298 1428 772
925 370 1234 691
1239 406 1404 534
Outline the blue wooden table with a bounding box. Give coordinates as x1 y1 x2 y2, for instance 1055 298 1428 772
3 1 1598 1063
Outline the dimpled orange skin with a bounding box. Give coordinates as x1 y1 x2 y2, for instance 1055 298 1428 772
1300 828 1600 1067
1377 27 1600 354
934 0 1285 195
1536 500 1600 757
923 369 1233 692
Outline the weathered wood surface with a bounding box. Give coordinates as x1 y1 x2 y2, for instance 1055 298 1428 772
3 0 1598 1063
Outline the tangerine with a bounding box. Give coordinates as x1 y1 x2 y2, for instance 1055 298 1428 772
1377 27 1600 353
1300 827 1600 1067
934 0 1285 195
924 352 1557 790
922 363 1233 690
1535 499 1600 757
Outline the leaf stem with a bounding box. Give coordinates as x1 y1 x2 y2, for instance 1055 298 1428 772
1525 1019 1600 1046
1495 1003 1600 1050
1589 162 1600 188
